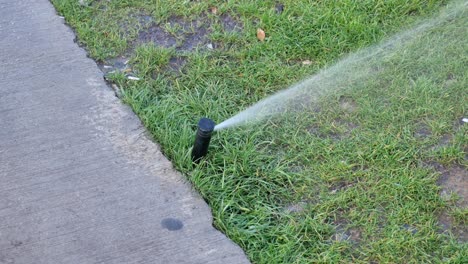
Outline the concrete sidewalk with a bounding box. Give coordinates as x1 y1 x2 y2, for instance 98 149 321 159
0 1 249 263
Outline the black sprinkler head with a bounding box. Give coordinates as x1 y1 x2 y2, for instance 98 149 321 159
192 118 216 163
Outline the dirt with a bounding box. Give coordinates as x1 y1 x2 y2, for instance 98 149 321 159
137 15 213 52
307 119 357 141
331 215 362 243
136 14 153 27
138 24 178 48
333 120 358 140
178 25 210 51
437 165 467 208
401 224 418 234
339 96 358 113
414 123 432 139
286 164 305 173
221 14 243 32
98 56 131 74
432 134 452 150
438 211 467 242
135 12 246 53
168 57 187 73
275 3 285 14
284 201 307 214
444 72 457 88
100 12 244 78
429 162 468 242
329 180 355 194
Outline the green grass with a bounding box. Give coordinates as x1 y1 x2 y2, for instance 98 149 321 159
52 0 467 262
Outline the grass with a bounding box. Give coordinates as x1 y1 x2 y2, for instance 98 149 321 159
52 0 467 262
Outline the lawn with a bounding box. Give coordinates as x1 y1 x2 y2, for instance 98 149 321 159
52 0 467 262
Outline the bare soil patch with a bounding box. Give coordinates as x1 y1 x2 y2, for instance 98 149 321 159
414 122 432 139
221 13 243 33
137 16 212 52
138 24 177 48
339 96 358 113
438 211 467 242
331 214 362 244
430 162 468 242
437 165 467 208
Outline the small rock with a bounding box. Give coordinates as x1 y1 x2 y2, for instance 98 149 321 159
206 43 214 50
210 6 218 14
462 118 468 123
127 76 140 81
103 65 113 69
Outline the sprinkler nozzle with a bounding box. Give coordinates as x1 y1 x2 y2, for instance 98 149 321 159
192 118 215 163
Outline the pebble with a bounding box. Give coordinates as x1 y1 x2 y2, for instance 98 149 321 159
127 76 140 81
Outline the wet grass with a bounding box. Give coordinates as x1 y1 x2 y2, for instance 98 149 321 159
52 0 467 262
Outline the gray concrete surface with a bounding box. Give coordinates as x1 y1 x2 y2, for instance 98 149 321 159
0 1 249 263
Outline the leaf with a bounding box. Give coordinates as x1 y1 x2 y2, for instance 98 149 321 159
210 6 218 14
302 60 312 65
257 28 265 41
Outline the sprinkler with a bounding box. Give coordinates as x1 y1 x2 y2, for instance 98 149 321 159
192 118 215 163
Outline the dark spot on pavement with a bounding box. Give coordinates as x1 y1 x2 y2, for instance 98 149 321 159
11 240 23 247
161 218 184 231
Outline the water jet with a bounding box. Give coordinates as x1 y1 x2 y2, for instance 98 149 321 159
214 0 466 131
192 118 215 163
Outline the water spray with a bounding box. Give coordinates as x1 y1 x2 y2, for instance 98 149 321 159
192 118 215 163
213 0 466 131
